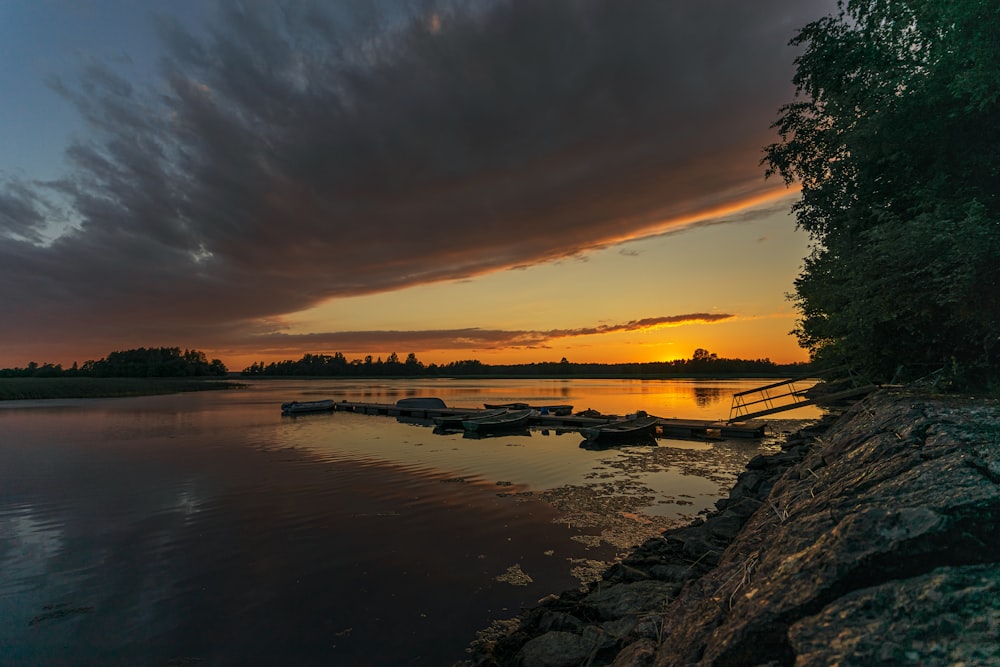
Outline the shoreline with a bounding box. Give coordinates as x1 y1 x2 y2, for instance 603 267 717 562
0 373 817 404
461 388 1000 666
237 372 814 381
0 377 244 401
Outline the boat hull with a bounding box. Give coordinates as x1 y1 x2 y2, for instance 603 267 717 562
484 403 573 416
281 399 335 415
434 408 507 429
580 416 658 444
463 409 535 434
395 397 447 409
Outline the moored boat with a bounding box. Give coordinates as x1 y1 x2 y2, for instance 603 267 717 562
433 408 507 429
395 397 447 409
462 408 535 434
579 415 658 445
280 399 335 415
484 403 573 416
533 404 573 416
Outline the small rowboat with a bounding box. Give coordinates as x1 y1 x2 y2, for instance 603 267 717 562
579 415 658 445
533 404 573 416
484 403 573 416
281 399 335 415
463 408 535 434
433 408 507 429
395 397 447 409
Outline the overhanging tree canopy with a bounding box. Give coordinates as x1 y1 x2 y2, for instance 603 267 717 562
764 0 1000 387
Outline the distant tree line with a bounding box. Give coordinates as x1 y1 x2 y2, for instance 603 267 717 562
241 348 808 378
0 347 227 378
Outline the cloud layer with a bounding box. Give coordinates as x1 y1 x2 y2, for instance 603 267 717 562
221 312 735 358
0 0 831 355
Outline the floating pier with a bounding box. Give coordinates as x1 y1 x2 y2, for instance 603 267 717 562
324 400 768 439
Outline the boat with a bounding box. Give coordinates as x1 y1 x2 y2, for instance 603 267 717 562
484 403 573 416
395 397 447 409
396 415 437 427
579 415 659 445
533 404 573 416
434 408 508 429
280 399 335 415
462 408 535 434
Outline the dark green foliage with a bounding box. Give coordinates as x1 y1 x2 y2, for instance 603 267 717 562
764 0 1000 388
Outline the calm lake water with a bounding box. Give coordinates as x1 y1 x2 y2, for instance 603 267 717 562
0 378 820 666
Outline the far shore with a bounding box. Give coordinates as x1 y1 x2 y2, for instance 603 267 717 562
0 377 245 401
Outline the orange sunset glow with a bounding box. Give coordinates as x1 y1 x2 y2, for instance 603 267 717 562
0 1 832 372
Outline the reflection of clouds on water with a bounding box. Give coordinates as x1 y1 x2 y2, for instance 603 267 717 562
0 505 64 587
174 481 203 521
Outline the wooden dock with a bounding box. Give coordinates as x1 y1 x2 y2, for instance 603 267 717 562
323 400 768 438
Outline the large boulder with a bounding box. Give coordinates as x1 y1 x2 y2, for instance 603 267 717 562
789 563 1000 666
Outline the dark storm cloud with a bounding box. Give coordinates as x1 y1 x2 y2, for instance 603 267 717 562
0 0 833 350
0 181 50 243
226 313 735 356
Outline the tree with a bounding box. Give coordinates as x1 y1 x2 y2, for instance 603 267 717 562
764 0 1000 387
88 347 227 377
403 353 423 375
692 349 717 362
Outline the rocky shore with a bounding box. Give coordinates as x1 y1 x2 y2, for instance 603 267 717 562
460 389 1000 666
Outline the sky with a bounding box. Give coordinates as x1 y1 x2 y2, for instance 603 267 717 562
0 0 838 372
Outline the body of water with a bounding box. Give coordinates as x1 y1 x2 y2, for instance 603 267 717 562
0 378 820 666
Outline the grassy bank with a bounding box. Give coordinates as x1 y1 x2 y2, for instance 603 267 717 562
0 377 244 401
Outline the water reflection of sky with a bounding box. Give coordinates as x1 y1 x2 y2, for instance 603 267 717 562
0 505 65 591
248 376 823 421
0 378 820 665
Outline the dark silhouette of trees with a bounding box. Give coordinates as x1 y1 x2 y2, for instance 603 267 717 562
764 0 1000 388
403 352 424 375
4 348 802 380
88 348 227 377
691 348 718 363
238 349 804 378
0 347 227 378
